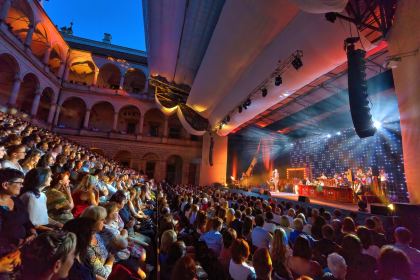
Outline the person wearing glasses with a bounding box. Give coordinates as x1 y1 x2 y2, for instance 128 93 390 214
0 168 36 248
1 145 26 171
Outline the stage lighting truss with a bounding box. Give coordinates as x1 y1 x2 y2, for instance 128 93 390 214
212 50 303 132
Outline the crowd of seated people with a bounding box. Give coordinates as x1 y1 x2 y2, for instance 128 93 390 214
0 112 157 280
157 185 420 280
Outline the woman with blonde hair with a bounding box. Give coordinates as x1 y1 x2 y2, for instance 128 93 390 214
271 228 292 265
223 200 229 210
372 216 385 234
71 175 99 217
280 216 293 239
189 204 199 224
226 208 235 228
21 149 41 173
160 230 177 265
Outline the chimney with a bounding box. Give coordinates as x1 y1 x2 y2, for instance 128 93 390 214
102 33 112 44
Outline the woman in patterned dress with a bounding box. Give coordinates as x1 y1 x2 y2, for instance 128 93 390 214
46 172 74 224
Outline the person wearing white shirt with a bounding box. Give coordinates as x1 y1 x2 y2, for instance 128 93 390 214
263 212 277 234
379 169 388 196
3 145 26 172
285 208 295 226
320 173 327 179
229 238 255 280
251 215 272 249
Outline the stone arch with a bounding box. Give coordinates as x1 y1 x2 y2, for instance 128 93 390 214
6 0 35 43
58 96 87 129
0 52 21 106
123 68 146 93
166 154 183 184
36 86 54 122
30 22 50 60
47 43 64 76
90 147 105 156
89 101 115 132
139 152 160 179
98 63 121 89
114 150 133 168
16 72 40 113
116 105 141 134
143 108 165 137
68 59 96 85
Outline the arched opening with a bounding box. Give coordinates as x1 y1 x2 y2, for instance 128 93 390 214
166 155 183 184
124 68 146 93
68 60 95 85
30 22 49 60
116 105 141 134
189 158 201 185
6 0 34 43
36 87 54 122
89 101 115 132
114 150 133 168
16 72 39 114
90 148 105 156
140 153 159 179
0 53 20 106
143 108 165 137
58 97 86 129
47 44 62 76
98 63 121 89
168 113 184 139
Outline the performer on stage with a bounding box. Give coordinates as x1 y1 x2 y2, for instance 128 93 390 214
379 169 388 196
320 173 327 179
274 169 279 191
241 172 246 180
342 174 351 188
346 169 353 182
356 169 364 182
333 173 342 186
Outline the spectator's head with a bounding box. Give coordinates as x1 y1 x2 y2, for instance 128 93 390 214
342 217 356 233
393 216 403 227
38 154 54 168
160 229 177 254
365 218 376 230
332 219 342 231
212 217 223 231
324 211 332 222
341 234 362 257
223 228 237 249
218 207 227 220
356 226 373 250
167 241 187 266
395 227 412 245
62 217 95 261
231 238 250 264
80 205 107 233
333 209 342 219
296 213 307 224
266 211 274 221
280 216 290 228
319 207 325 215
171 256 196 280
378 246 411 280
0 168 24 196
252 248 272 279
234 210 242 219
20 230 77 280
293 218 304 231
20 167 52 198
226 208 235 227
242 216 253 236
293 235 312 260
327 253 347 280
349 210 357 221
255 214 265 227
322 224 334 240
7 144 26 160
287 208 295 218
311 208 319 218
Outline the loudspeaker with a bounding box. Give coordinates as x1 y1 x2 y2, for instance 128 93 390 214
251 187 261 194
370 204 392 216
213 183 222 188
264 191 271 196
394 203 420 248
209 137 214 166
298 196 310 203
371 166 379 176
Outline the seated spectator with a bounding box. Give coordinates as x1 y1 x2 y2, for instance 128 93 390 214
19 167 63 230
311 215 327 240
252 214 272 249
247 247 273 280
287 235 323 279
171 255 196 280
297 213 312 235
3 145 25 171
385 216 403 244
341 234 377 280
71 175 99 217
290 218 313 245
308 208 319 225
333 209 342 221
357 226 381 260
21 149 41 173
313 225 341 257
160 230 177 265
45 172 74 224
391 227 420 278
372 216 385 234
51 154 67 174
230 210 244 237
270 228 293 278
285 208 295 225
324 253 347 280
242 216 254 242
37 154 55 169
161 241 186 280
78 161 91 173
332 219 346 246
189 204 199 225
201 197 208 211
279 216 293 239
226 208 235 228
377 246 411 280
20 230 77 280
229 238 255 280
220 228 237 268
365 218 387 248
263 211 276 234
342 217 356 235
199 217 223 255
194 210 207 234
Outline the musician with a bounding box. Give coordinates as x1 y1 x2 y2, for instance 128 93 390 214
333 173 341 186
346 169 353 182
366 167 373 177
241 172 246 180
356 169 364 182
303 177 311 185
342 174 351 188
320 173 327 179
274 169 279 190
379 169 388 196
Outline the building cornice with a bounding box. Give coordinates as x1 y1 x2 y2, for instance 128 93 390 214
61 34 147 57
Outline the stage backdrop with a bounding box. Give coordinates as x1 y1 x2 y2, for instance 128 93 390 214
290 122 408 202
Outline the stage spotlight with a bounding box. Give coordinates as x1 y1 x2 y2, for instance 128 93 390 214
238 106 242 113
292 56 303 71
226 116 230 122
374 121 381 128
262 88 268 97
222 120 227 126
327 134 331 138
274 76 282 86
337 132 341 135
246 98 251 106
243 103 248 110
219 124 222 130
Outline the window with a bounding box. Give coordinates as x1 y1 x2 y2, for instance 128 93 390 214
150 125 159 137
191 135 199 141
146 162 155 179
127 123 136 134
133 88 140 94
169 128 180 139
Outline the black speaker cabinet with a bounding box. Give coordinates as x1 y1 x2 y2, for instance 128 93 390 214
370 204 392 216
264 191 271 196
298 196 310 203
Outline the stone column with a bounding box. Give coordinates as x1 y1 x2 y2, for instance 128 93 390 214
47 104 56 124
143 78 149 94
119 74 125 90
53 105 61 126
24 24 35 47
43 45 52 65
92 69 99 86
63 64 71 82
163 114 169 137
7 78 22 107
83 109 91 129
30 90 42 116
112 112 118 131
57 62 65 79
138 113 145 134
0 0 12 22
